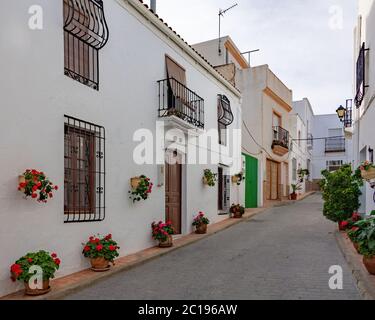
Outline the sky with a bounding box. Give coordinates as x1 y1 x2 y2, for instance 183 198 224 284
154 0 357 115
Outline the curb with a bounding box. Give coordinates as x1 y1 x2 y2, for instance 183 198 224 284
335 231 375 300
2 192 316 300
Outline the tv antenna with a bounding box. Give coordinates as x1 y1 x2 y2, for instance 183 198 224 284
218 3 238 56
241 49 260 66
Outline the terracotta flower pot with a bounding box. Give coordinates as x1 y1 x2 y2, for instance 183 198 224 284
195 223 208 234
232 212 243 219
159 235 173 248
363 256 375 275
231 176 240 184
290 193 297 201
90 257 110 271
24 279 51 296
130 177 141 189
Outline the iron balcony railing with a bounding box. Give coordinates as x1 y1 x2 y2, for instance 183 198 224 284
325 137 346 153
157 78 205 129
307 133 314 150
272 126 289 149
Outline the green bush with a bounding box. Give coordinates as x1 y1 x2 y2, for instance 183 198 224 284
320 164 363 223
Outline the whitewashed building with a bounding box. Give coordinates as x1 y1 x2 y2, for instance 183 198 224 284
311 114 353 182
290 98 315 194
0 0 244 297
352 0 375 214
194 37 295 207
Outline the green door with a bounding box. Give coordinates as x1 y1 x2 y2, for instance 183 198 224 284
244 154 258 208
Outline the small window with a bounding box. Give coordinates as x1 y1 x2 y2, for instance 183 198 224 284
64 115 105 223
63 0 109 90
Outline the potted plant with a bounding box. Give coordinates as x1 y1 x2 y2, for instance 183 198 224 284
297 169 309 183
232 172 245 186
320 165 363 227
358 219 375 275
358 161 375 180
230 204 245 219
152 221 175 248
192 212 210 234
10 251 60 296
347 218 370 254
129 175 153 203
18 169 58 203
82 234 120 272
290 183 302 200
203 169 217 187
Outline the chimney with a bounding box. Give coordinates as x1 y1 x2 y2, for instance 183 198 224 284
150 0 156 12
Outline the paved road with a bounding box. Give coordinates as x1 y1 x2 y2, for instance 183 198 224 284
65 194 361 300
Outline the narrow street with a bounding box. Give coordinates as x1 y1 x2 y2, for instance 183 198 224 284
65 194 361 300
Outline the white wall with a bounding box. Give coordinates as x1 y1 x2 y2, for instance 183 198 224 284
352 0 375 215
0 0 242 296
311 115 352 180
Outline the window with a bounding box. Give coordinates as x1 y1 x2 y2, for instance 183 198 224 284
218 168 230 213
292 158 297 181
63 0 109 90
64 115 105 223
218 95 234 146
326 160 343 172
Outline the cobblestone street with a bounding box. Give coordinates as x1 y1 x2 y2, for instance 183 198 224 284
65 194 361 300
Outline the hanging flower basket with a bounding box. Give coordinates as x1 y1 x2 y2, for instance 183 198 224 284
18 169 58 203
203 169 217 187
129 175 153 202
359 161 375 180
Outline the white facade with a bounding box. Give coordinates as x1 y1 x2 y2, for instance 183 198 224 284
290 98 315 193
352 0 375 214
0 0 243 297
311 114 353 181
193 37 294 205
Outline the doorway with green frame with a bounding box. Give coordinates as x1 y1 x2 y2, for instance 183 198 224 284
243 153 258 208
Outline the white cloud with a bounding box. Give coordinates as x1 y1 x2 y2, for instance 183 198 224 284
154 0 357 115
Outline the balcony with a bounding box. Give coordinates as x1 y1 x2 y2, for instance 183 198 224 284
325 137 345 153
272 126 289 156
307 133 314 150
157 78 204 130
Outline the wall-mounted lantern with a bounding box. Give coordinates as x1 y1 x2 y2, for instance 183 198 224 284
336 105 346 122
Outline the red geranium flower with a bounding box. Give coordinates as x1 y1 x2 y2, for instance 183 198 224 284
84 246 91 252
51 253 57 258
96 245 103 251
31 193 37 199
54 258 61 266
105 234 112 240
54 186 58 190
109 245 116 251
27 258 33 263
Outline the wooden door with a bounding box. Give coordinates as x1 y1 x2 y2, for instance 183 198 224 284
266 159 279 200
165 152 182 234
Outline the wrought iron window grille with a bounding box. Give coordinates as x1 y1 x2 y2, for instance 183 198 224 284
63 0 109 90
325 137 346 153
344 99 353 128
157 78 205 129
355 42 369 108
64 115 105 223
217 94 234 127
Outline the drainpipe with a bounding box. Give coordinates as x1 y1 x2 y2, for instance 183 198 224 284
150 0 156 12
